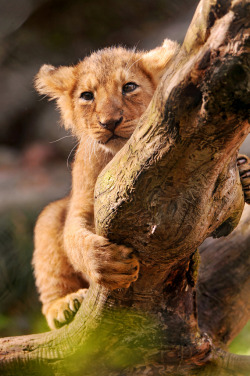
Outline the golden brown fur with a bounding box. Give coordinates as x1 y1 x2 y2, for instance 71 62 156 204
33 39 180 329
33 40 250 330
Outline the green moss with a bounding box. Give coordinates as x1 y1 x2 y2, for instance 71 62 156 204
99 170 115 191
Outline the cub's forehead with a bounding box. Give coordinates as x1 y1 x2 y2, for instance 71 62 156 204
76 47 142 85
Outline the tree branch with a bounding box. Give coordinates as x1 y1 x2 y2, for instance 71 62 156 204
0 0 249 375
198 204 250 346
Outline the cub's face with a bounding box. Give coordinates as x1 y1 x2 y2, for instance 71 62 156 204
35 41 178 154
73 50 156 154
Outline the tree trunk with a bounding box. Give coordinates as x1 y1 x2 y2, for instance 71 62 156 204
0 0 249 375
198 204 250 347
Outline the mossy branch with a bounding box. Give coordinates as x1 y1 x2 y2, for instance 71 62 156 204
0 0 249 375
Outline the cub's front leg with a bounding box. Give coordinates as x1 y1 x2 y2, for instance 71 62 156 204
34 200 139 330
44 141 139 329
44 222 139 329
63 141 140 291
81 234 139 289
64 229 140 290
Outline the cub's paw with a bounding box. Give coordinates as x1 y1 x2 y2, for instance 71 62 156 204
85 234 140 290
46 288 88 330
237 154 250 204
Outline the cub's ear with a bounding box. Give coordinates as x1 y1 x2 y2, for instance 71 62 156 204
35 64 75 99
141 39 180 84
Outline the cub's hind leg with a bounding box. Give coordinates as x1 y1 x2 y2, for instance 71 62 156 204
33 197 89 329
237 154 250 204
45 288 88 329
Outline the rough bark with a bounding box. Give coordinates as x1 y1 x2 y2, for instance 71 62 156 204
198 204 250 347
0 0 249 375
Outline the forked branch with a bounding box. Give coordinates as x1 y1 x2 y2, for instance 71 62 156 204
0 0 249 375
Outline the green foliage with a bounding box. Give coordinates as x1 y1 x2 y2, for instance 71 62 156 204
0 209 48 336
229 321 250 355
60 308 162 375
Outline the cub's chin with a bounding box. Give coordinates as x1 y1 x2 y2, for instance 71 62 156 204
100 137 128 155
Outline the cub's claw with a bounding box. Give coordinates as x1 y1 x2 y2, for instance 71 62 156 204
46 288 88 330
237 154 250 204
85 235 140 290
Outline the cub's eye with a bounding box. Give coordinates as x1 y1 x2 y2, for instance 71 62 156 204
80 91 94 101
122 82 138 94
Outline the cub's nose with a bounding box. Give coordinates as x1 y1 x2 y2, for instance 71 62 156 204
99 116 123 132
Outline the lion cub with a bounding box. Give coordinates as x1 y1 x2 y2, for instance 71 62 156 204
33 40 250 330
33 39 180 329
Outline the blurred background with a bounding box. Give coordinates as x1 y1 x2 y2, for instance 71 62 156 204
0 0 249 353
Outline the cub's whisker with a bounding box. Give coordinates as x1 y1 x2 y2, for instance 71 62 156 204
50 135 74 143
126 56 143 72
67 142 79 169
